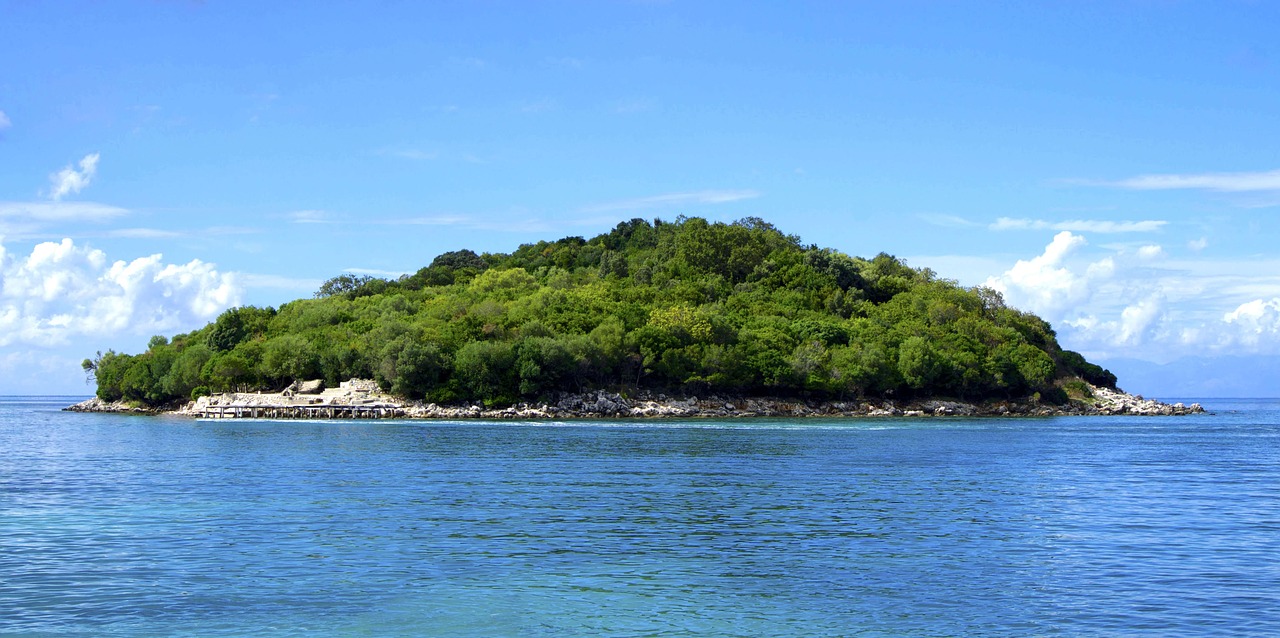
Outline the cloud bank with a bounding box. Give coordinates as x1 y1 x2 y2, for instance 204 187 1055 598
985 232 1280 360
1222 299 1280 349
0 237 241 347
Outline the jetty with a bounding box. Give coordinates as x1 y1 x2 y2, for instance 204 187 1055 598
185 379 406 420
197 402 405 419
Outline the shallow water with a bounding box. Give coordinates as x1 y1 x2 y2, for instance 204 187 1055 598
2 396 1278 636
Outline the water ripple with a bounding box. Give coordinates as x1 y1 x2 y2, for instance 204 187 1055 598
2 398 1279 635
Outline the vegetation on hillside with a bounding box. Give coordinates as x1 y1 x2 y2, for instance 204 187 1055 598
83 217 1117 407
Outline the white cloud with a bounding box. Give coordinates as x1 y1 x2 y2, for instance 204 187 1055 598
1188 237 1208 251
288 210 339 224
1086 256 1115 279
390 214 472 227
1064 295 1167 348
984 231 1100 316
1136 244 1165 260
48 153 100 201
374 147 439 161
205 226 262 236
0 110 10 130
984 231 1280 361
390 149 438 161
106 228 184 239
1222 298 1280 347
1118 295 1165 344
985 233 1172 352
581 189 761 213
0 201 127 222
1105 169 1280 192
376 213 555 233
0 238 240 347
990 217 1167 233
918 213 981 228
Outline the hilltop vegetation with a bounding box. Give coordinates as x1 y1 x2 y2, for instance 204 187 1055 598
84 217 1116 407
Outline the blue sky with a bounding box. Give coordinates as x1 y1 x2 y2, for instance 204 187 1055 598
3 1 1280 396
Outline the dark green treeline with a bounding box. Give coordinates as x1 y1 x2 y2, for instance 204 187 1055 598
85 217 1116 407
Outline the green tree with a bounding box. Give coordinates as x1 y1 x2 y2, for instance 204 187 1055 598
897 336 940 391
377 339 451 400
207 306 275 352
261 334 319 385
453 341 518 403
162 344 213 400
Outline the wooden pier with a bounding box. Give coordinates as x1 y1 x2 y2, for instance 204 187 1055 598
197 402 404 419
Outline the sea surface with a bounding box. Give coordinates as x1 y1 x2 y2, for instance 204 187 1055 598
2 396 1279 637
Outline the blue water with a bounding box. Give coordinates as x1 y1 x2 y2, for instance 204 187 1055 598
2 397 1279 636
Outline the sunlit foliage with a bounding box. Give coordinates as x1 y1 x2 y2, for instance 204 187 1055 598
91 217 1115 406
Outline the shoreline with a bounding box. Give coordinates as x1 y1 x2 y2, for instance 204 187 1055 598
64 381 1206 419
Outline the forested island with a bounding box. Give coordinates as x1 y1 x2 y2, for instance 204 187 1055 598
81 217 1134 413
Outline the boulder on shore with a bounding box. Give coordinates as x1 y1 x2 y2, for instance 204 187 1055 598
297 379 325 394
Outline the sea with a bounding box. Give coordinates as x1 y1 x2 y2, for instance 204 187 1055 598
2 396 1278 637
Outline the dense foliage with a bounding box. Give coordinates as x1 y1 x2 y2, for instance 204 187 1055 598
84 217 1117 406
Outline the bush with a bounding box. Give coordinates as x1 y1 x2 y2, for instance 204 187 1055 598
1061 378 1093 400
1038 386 1070 405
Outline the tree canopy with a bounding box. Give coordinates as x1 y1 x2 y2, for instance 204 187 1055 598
88 216 1117 407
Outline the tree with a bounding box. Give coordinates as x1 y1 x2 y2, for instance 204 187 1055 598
162 344 213 400
261 334 319 385
516 336 576 397
207 306 275 352
315 274 375 298
790 341 831 392
453 341 517 403
89 351 134 401
377 339 451 400
897 336 940 391
203 353 256 392
431 249 489 271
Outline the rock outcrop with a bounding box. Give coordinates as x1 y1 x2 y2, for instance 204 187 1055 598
1088 386 1204 416
63 397 163 415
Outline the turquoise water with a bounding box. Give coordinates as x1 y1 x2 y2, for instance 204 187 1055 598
2 397 1279 636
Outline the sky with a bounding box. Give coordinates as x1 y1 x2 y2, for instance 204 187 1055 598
3 1 1280 396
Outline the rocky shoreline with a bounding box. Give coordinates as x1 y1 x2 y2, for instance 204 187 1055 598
398 385 1204 419
65 380 1205 419
64 397 167 415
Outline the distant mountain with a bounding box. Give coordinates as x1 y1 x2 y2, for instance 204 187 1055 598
1096 355 1280 400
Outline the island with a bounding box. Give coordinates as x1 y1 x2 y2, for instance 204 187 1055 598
69 217 1203 418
